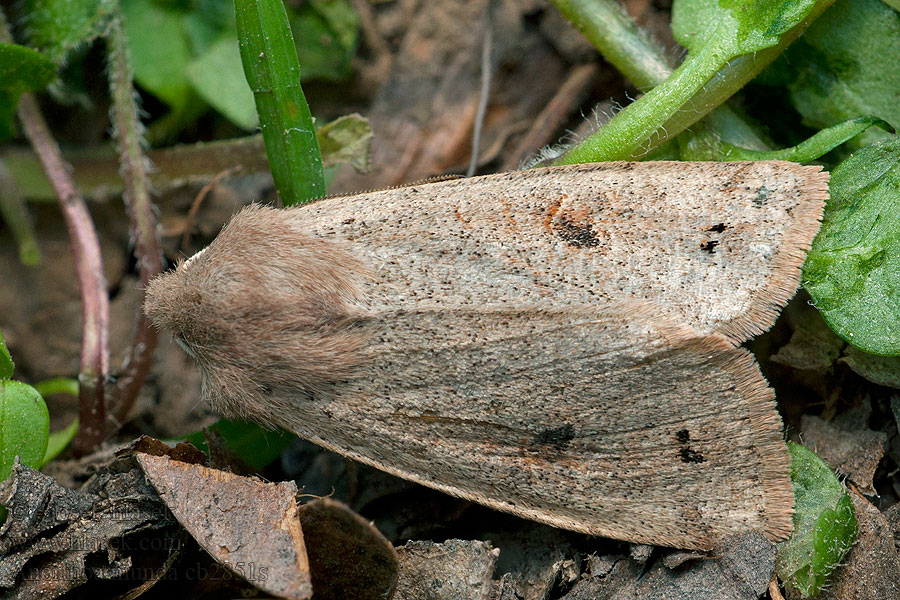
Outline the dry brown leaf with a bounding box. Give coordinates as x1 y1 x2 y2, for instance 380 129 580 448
136 453 311 599
298 497 398 600
800 414 886 495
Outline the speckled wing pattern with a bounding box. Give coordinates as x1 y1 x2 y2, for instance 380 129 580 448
146 161 828 549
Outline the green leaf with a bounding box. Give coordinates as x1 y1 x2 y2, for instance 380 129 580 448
803 137 900 355
24 0 118 64
317 113 372 171
31 377 79 399
0 43 56 94
0 380 49 481
123 0 194 111
776 442 857 598
672 0 818 57
235 0 326 204
290 0 358 82
0 42 57 138
40 417 79 467
0 330 13 379
774 0 900 149
183 419 295 470
692 116 894 162
186 36 258 130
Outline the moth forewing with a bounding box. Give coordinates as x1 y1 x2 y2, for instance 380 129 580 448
290 161 827 342
268 304 793 550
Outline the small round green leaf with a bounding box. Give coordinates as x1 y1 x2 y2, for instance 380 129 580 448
0 380 50 481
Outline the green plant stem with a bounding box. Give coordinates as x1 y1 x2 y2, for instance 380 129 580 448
1 8 108 458
550 0 672 89
0 159 41 265
33 377 79 398
235 0 325 204
553 0 837 163
557 40 724 163
650 0 837 154
106 14 163 425
720 116 894 161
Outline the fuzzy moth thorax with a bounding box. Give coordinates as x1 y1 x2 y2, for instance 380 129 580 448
144 204 373 425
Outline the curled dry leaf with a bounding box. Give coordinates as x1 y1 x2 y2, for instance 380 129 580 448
0 459 174 599
135 453 312 600
297 497 399 600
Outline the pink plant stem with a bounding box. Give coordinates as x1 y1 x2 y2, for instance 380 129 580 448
17 93 109 456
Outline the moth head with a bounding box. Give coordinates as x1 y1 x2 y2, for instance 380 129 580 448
144 204 373 423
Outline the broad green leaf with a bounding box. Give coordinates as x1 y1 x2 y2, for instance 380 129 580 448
0 43 56 93
123 0 193 111
776 442 857 598
803 138 900 355
672 0 819 57
0 380 49 481
317 113 372 171
186 36 258 130
290 0 358 82
0 43 57 138
24 0 118 64
0 330 12 379
235 0 325 204
775 0 900 149
40 417 79 466
183 419 295 470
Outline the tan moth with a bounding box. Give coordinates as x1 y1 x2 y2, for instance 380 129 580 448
145 161 828 549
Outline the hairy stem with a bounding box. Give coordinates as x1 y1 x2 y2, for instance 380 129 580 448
106 15 163 425
550 0 672 89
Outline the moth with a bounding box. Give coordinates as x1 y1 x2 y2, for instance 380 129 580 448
145 161 828 550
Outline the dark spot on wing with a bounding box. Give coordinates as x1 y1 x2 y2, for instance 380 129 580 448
676 429 690 443
680 448 705 463
707 223 728 233
754 186 771 207
554 218 599 248
534 424 576 448
700 240 719 254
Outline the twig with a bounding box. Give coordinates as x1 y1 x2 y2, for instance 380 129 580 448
467 0 495 177
769 577 786 600
106 14 164 426
352 0 392 83
180 167 241 252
